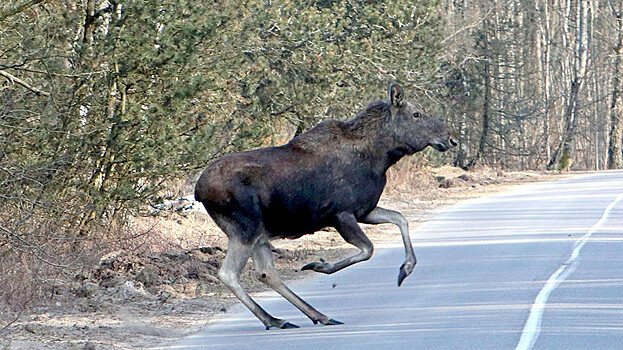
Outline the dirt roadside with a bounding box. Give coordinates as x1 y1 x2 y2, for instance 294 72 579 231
0 167 569 349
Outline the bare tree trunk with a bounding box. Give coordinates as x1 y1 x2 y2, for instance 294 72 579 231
593 74 600 170
473 54 491 166
547 0 590 170
536 0 552 165
453 113 469 169
467 12 492 170
607 2 623 169
83 0 96 44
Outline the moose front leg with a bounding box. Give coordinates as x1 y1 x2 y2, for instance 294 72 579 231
361 206 416 286
302 212 374 274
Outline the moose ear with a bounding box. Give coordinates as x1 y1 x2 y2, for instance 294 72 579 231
388 82 404 108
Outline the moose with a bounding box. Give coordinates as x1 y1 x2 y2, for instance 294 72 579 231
195 82 457 329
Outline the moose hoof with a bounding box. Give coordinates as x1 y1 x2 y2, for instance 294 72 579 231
301 259 331 273
397 269 408 287
324 318 344 326
266 320 300 330
313 318 344 326
397 260 416 287
301 262 319 271
280 322 300 329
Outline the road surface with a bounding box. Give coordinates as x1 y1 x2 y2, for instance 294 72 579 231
160 170 623 350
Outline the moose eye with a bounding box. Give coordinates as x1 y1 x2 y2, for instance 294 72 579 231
413 112 421 118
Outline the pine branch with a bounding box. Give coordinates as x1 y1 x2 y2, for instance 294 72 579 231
0 69 50 97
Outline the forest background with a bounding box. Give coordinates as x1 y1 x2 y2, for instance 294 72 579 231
1 0 622 312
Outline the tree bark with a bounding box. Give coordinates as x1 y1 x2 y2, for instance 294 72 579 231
453 113 469 169
83 0 96 44
607 3 623 169
547 0 590 170
466 13 492 170
536 0 552 163
473 55 491 166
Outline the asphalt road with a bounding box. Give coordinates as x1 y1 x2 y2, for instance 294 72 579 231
161 170 623 350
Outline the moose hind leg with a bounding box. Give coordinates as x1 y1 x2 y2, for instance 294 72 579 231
302 212 373 274
252 239 343 326
219 238 298 330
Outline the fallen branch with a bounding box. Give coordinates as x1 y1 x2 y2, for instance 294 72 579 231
0 0 48 21
0 311 22 332
0 69 50 97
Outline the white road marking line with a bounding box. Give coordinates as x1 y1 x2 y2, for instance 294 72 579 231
515 192 623 350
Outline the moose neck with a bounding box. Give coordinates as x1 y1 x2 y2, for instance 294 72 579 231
346 127 415 177
385 146 411 168
343 101 416 176
369 138 415 176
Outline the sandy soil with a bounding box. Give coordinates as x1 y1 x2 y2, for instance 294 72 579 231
0 166 567 349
